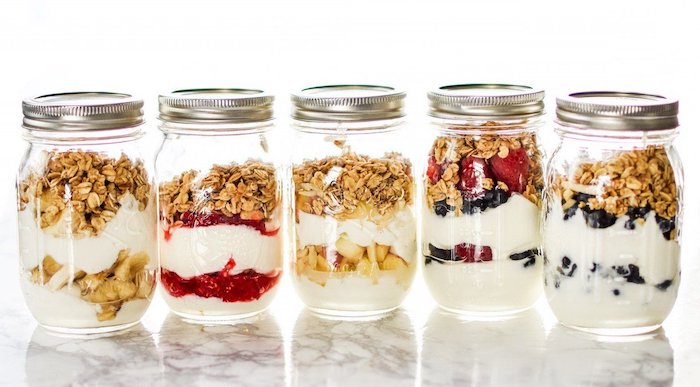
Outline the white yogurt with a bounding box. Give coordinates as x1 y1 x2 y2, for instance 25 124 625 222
20 274 150 330
424 259 542 313
422 194 540 260
18 194 157 274
543 201 680 330
160 285 279 319
160 224 282 278
296 207 416 262
293 272 414 314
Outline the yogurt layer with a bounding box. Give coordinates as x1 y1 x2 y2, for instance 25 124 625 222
422 194 540 260
296 206 416 262
18 194 156 274
20 274 149 329
544 201 679 285
160 285 278 318
160 224 282 278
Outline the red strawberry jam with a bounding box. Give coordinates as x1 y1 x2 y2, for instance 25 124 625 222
161 258 281 302
164 211 279 241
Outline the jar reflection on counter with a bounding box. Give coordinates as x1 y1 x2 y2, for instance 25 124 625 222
17 92 157 334
543 91 683 335
155 89 283 322
421 84 545 315
290 85 417 316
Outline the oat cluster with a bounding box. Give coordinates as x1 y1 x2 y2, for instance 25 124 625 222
293 152 414 219
18 151 151 236
30 250 154 321
426 130 543 212
554 146 678 219
159 161 278 224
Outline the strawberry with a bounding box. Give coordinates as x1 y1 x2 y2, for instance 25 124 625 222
427 156 441 184
489 148 529 193
454 243 493 263
458 156 492 198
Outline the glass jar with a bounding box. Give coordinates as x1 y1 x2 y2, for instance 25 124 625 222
17 92 157 334
544 91 682 335
290 85 417 316
422 84 545 314
156 89 283 321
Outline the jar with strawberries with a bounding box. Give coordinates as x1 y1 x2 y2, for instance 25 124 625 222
156 89 283 321
423 84 545 314
290 85 417 316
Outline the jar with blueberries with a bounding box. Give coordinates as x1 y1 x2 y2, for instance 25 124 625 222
543 91 683 335
422 84 545 314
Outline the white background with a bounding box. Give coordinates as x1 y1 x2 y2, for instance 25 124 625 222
0 0 699 381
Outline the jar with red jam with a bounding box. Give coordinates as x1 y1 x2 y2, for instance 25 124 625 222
422 84 545 314
156 89 283 321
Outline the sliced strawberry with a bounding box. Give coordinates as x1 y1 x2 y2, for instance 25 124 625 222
458 156 492 199
454 243 493 263
427 156 441 184
489 148 529 193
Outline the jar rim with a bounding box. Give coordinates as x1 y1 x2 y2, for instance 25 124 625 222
291 84 405 122
158 88 274 124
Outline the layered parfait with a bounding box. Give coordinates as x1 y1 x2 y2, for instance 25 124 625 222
544 146 680 330
423 127 544 312
17 151 156 330
158 161 282 319
292 152 416 315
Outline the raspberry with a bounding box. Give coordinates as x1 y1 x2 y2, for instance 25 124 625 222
458 156 492 199
427 156 441 184
453 243 493 263
489 148 529 193
176 211 277 236
193 275 220 298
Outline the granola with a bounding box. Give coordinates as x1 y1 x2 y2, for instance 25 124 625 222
426 128 544 214
552 146 678 220
159 161 278 225
30 250 154 321
292 152 414 220
18 151 151 236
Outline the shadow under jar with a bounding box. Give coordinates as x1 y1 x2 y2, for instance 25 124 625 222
544 91 683 335
156 89 283 322
17 92 157 334
422 84 546 315
290 85 417 317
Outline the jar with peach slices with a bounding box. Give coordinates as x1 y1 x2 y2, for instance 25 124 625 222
291 85 417 316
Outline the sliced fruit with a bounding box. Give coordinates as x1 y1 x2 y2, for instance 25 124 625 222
427 156 441 184
489 147 529 193
376 244 390 262
382 254 408 270
335 236 365 260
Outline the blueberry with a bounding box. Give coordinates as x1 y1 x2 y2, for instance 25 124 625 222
425 257 433 265
566 263 578 277
434 200 453 217
563 205 578 221
562 256 572 269
613 289 620 296
554 278 561 289
523 257 536 268
590 262 600 273
655 214 676 240
583 209 617 229
626 264 645 284
625 206 651 230
427 244 452 261
656 279 673 291
510 248 538 269
573 192 595 203
488 189 510 209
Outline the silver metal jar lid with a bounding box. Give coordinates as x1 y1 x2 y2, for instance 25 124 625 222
159 89 274 123
428 84 545 119
22 92 144 131
291 85 405 122
556 91 679 131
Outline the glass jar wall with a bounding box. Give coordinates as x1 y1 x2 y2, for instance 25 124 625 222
543 91 683 335
156 89 283 322
290 85 417 316
17 92 157 334
422 84 545 314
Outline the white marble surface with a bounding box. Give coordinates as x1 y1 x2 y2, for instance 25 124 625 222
1 218 699 386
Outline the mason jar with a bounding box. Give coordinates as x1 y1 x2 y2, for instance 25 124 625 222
156 89 283 321
17 92 157 333
544 91 682 335
290 85 417 316
421 84 545 314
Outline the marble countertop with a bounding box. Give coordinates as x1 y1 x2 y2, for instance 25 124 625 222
1 228 699 386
